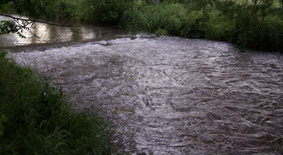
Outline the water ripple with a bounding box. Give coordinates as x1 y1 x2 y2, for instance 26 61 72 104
11 36 283 154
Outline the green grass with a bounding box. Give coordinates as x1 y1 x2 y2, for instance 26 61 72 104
0 51 112 155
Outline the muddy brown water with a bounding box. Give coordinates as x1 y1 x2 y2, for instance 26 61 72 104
1 16 283 154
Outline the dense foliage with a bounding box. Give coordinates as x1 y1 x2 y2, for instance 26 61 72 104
0 0 56 18
84 0 133 24
1 0 283 51
121 3 192 36
202 0 283 50
0 51 112 154
121 0 283 51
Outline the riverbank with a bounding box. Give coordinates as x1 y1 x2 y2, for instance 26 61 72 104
120 0 283 51
0 51 112 154
1 0 283 51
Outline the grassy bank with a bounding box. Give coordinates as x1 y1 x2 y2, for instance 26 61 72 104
0 51 112 154
1 0 283 51
121 0 283 51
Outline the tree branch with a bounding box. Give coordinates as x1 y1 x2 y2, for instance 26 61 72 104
0 13 72 27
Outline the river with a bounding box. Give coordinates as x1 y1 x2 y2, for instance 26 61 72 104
1 16 283 154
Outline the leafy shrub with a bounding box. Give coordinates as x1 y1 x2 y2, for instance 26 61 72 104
186 10 205 37
85 0 134 25
200 0 283 51
121 3 192 36
48 1 76 19
7 0 57 18
0 51 112 154
188 0 216 10
235 14 283 50
201 9 236 41
0 1 16 13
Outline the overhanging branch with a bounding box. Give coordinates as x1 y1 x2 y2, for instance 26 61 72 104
0 13 72 27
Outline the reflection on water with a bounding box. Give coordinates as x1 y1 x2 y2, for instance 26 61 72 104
10 36 283 154
0 15 131 49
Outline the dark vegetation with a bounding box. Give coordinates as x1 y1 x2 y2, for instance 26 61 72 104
1 0 283 51
121 0 283 51
0 51 112 154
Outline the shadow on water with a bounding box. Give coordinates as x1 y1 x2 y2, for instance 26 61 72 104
2 15 283 155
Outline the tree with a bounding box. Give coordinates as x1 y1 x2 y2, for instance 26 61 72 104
1 0 56 18
0 0 56 36
0 19 29 38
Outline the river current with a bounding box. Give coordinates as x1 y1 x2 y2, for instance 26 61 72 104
1 16 283 154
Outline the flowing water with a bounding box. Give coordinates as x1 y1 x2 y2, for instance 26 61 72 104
0 15 131 52
1 16 283 154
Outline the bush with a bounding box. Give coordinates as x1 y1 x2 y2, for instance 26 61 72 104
201 9 236 41
85 0 134 25
186 10 205 37
0 51 112 154
211 0 283 50
0 1 16 13
121 3 193 36
186 0 283 51
235 14 283 50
